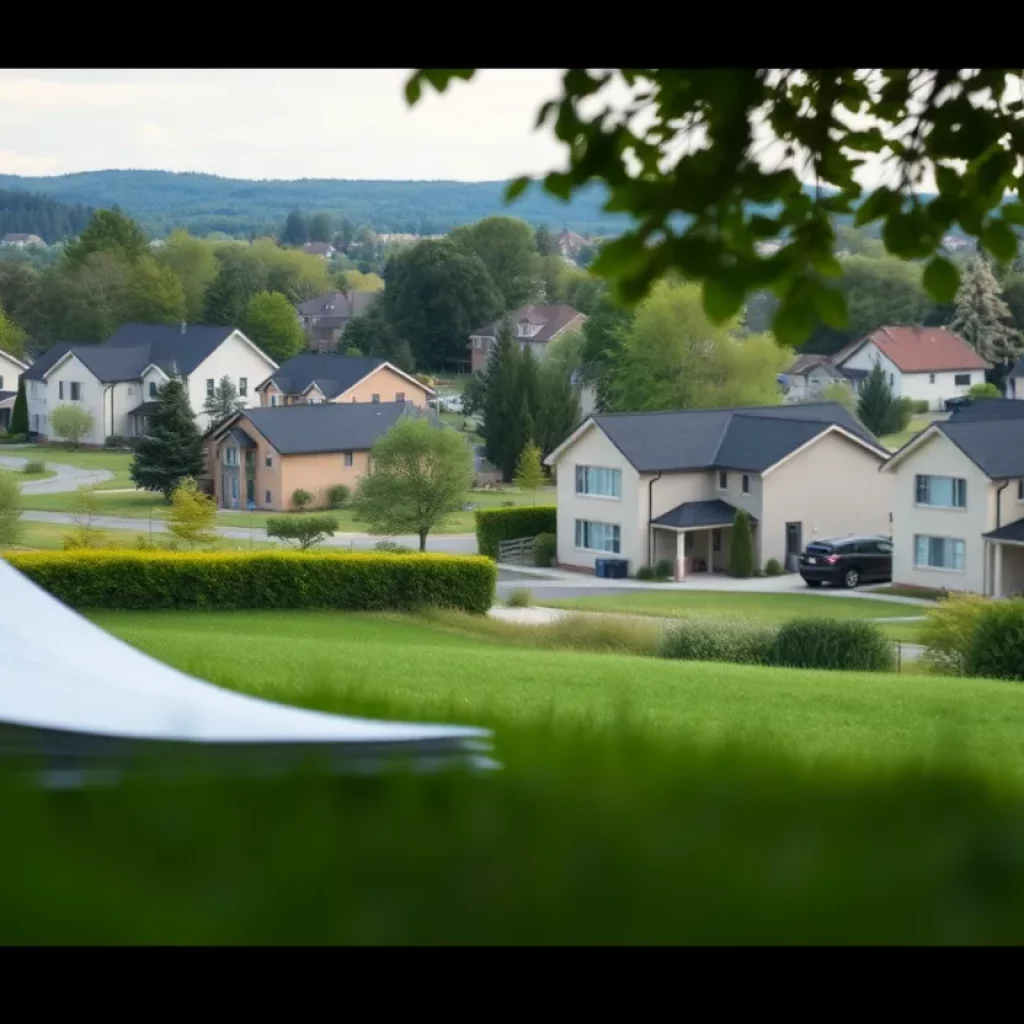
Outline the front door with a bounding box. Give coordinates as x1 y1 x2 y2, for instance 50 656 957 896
246 478 255 505
785 522 802 569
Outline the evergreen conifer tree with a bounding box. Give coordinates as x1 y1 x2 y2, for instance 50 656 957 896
729 509 754 578
856 362 908 437
9 378 28 436
130 378 206 499
949 256 1022 366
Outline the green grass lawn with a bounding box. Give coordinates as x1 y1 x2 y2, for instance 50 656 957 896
23 448 135 490
539 590 927 624
0 521 285 553
439 410 483 444
5 607 1024 943
881 414 943 452
0 466 55 483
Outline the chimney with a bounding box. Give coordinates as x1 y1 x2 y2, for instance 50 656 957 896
180 321 187 334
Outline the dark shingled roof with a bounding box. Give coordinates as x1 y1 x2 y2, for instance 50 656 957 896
295 290 380 318
948 397 1024 422
984 516 1024 543
651 499 758 529
935 419 1024 478
130 401 161 417
592 402 884 474
258 354 387 399
22 324 256 383
239 401 437 455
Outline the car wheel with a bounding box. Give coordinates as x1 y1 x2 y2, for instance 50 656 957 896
843 568 860 589
805 579 822 588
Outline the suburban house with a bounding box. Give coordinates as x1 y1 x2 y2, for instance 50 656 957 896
301 242 336 259
783 327 989 409
296 290 379 352
1006 354 1024 400
1 233 44 248
22 322 277 446
256 354 434 409
0 347 28 431
544 402 892 578
203 401 439 511
468 304 586 373
881 406 1024 598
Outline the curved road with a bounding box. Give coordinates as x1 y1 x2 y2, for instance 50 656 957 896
0 455 113 494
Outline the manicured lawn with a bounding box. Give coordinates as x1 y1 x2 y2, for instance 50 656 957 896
0 521 285 552
0 466 55 483
539 590 926 624
23 448 135 490
880 414 943 452
96 610 1021 781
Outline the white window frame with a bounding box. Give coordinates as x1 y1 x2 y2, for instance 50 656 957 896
239 377 248 397
717 470 728 491
148 381 158 398
574 465 622 500
574 519 621 554
913 534 966 572
915 474 967 510
954 373 971 386
741 473 751 496
69 381 82 402
206 378 215 397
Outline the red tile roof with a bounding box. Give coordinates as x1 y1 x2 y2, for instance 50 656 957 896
851 327 990 373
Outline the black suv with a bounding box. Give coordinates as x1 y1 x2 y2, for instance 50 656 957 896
798 535 893 589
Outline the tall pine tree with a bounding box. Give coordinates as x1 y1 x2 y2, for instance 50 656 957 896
535 362 582 457
9 378 27 436
482 320 521 478
856 363 907 437
949 256 1022 366
130 378 206 499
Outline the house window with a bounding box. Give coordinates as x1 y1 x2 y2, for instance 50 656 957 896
1018 480 1024 502
889 373 895 387
915 474 966 509
265 491 272 505
206 378 215 397
224 447 239 467
70 382 81 402
372 394 380 404
914 535 965 571
575 519 621 553
717 471 728 490
239 377 248 397
148 381 158 398
270 394 279 407
954 373 971 386
265 454 273 468
575 465 621 498
395 392 405 402
929 373 936 384
741 473 751 496
343 451 354 468
58 381 64 400
0 375 3 389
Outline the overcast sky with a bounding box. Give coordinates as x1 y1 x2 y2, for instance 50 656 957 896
0 68 568 181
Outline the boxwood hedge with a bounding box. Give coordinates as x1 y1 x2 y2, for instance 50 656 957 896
475 506 557 560
5 551 496 615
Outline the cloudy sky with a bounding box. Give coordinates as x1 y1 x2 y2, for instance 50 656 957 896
0 69 568 181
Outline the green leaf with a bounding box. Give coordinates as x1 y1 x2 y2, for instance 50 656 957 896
504 177 531 202
1001 202 1024 226
404 75 422 106
922 256 960 303
807 281 848 330
981 218 1019 262
702 278 745 323
772 290 816 346
544 172 573 201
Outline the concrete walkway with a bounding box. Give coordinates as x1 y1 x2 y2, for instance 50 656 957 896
0 456 114 494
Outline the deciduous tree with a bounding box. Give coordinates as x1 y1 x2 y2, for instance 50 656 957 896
156 230 218 321
0 301 27 358
450 216 542 310
282 208 309 246
130 377 206 499
266 513 339 550
243 291 306 362
167 477 218 549
66 207 148 265
128 256 187 323
514 440 545 502
49 404 95 448
352 415 472 551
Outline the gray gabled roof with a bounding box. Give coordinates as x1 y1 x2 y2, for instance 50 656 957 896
934 419 1024 478
592 402 884 474
651 499 758 529
236 401 437 455
295 291 380 318
948 398 1024 422
258 354 387 399
984 516 1024 543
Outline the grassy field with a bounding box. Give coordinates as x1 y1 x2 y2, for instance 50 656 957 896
20 482 555 533
0 465 55 483
0 521 286 553
27 448 135 490
880 414 944 452
4 608 1024 942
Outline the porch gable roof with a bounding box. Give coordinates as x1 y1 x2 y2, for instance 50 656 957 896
651 498 758 530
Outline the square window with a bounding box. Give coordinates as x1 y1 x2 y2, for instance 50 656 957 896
344 451 354 467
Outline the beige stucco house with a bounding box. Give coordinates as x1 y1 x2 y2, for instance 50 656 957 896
881 402 1024 597
203 401 439 512
544 402 892 578
256 354 433 409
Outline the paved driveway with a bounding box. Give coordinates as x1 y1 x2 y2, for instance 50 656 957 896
0 455 114 494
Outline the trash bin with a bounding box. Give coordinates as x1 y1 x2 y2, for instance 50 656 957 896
609 559 629 579
595 558 608 578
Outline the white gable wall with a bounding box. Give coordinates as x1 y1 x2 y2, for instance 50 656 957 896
0 349 25 394
186 331 277 432
43 354 106 446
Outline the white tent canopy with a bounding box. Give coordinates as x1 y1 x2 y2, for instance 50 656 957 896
0 559 493 777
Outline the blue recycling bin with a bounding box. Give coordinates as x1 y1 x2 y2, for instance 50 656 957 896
595 558 608 578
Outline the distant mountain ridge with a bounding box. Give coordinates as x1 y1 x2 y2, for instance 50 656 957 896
0 170 630 239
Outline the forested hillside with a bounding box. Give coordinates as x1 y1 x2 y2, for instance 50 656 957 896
0 189 94 243
0 171 628 239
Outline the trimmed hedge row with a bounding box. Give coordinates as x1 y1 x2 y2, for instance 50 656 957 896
476 506 557 560
5 551 496 615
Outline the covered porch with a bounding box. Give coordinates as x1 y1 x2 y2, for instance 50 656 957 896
128 400 162 438
650 499 757 581
216 426 259 510
983 518 1024 598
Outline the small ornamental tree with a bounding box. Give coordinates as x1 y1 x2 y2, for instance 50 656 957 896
729 509 754 579
167 477 218 549
513 440 545 503
968 381 1002 400
266 513 339 550
130 377 206 499
50 404 95 448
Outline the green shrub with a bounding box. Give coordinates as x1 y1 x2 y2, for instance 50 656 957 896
0 472 22 547
105 434 127 450
475 505 557 560
654 558 674 579
291 488 314 511
326 484 350 509
964 600 1024 681
729 510 754 578
375 540 413 554
920 593 989 676
22 459 45 475
659 618 778 665
534 532 556 567
4 551 496 615
773 618 894 672
635 565 657 580
266 514 339 550
911 399 930 414
764 558 784 576
0 433 26 445
505 587 533 608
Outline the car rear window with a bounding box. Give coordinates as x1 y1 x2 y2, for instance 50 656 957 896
806 543 834 555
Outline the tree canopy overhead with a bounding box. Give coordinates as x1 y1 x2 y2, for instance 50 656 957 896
407 69 1024 344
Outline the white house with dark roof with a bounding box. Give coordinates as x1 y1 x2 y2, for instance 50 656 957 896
22 323 277 445
468 304 585 373
881 400 1024 597
0 347 29 431
544 402 892 578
